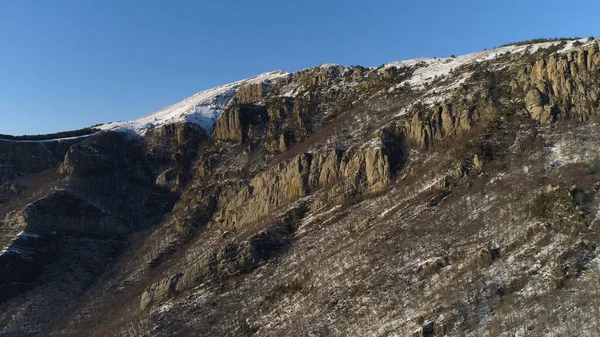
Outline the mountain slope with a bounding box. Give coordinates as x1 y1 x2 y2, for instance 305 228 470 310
1 37 600 337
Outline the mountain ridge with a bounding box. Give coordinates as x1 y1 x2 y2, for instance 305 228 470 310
2 38 590 141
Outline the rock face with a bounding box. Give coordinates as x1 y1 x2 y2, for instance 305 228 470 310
212 104 269 143
516 42 600 123
212 96 320 153
20 190 129 235
144 122 207 192
0 139 77 206
219 132 402 229
406 102 481 148
0 141 59 175
4 39 600 337
58 132 132 176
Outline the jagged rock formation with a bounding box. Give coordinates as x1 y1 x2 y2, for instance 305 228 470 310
2 38 600 337
518 43 600 124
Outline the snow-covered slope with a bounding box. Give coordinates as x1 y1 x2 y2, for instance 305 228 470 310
382 38 591 89
98 71 289 136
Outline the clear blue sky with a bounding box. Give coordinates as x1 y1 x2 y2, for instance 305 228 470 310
0 0 597 135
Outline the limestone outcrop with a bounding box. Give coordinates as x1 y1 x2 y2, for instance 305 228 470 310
515 41 600 124
405 102 481 148
219 129 403 229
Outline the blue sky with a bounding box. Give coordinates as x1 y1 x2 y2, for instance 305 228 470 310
0 0 598 135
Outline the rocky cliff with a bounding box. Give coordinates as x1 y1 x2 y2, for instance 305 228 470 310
2 38 600 337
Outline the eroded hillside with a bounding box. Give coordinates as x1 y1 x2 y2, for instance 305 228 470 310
2 38 600 337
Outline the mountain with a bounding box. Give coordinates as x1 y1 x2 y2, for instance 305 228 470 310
2 37 600 336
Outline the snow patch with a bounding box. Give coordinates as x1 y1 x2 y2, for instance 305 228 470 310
384 40 582 90
17 231 41 239
98 71 288 136
0 246 24 256
558 38 597 54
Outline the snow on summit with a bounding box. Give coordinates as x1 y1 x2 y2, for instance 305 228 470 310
98 71 288 136
99 38 594 136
